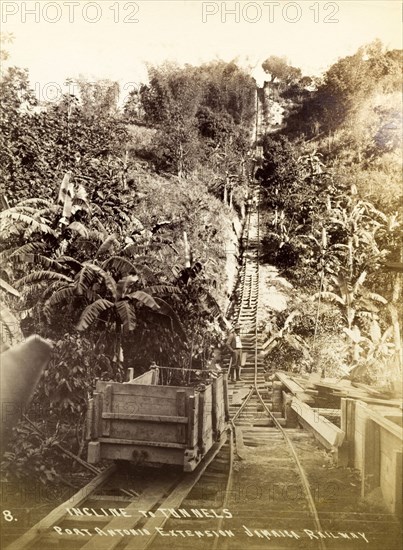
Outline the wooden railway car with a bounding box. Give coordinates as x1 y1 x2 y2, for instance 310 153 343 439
86 368 229 471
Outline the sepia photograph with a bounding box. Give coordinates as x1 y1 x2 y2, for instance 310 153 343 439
0 1 402 549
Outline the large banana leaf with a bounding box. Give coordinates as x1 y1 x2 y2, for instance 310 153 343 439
77 298 114 331
102 256 138 275
1 242 46 261
0 278 20 297
96 235 119 258
116 301 137 332
16 271 73 288
0 211 56 236
76 264 117 299
126 290 161 311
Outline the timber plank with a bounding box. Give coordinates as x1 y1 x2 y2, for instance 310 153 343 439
101 413 188 423
291 397 345 448
98 437 187 448
6 466 116 550
80 477 178 550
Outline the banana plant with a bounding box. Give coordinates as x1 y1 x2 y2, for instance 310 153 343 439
261 309 311 362
326 185 389 278
315 271 387 330
342 320 395 380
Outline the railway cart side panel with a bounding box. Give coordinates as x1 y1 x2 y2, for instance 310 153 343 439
87 375 227 471
212 376 226 438
198 385 213 455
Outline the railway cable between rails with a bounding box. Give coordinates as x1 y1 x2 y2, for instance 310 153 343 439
5 93 326 550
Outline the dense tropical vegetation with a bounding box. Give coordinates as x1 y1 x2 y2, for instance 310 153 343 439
0 38 255 482
257 42 402 387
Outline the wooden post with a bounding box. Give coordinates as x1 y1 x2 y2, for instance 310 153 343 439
282 392 298 428
361 419 380 497
176 390 187 443
103 385 112 436
223 374 230 421
187 395 197 448
340 398 356 467
394 451 402 516
272 381 283 412
198 389 206 454
212 378 218 437
92 392 101 439
151 367 159 385
86 398 94 440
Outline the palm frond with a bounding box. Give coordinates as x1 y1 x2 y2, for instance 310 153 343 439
56 256 83 274
363 291 387 305
198 289 221 318
283 309 301 331
17 198 52 208
45 286 76 309
10 253 60 270
92 217 108 239
77 298 114 331
122 243 148 257
354 270 367 291
132 264 158 285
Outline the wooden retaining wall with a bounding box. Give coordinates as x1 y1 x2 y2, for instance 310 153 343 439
340 398 402 516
